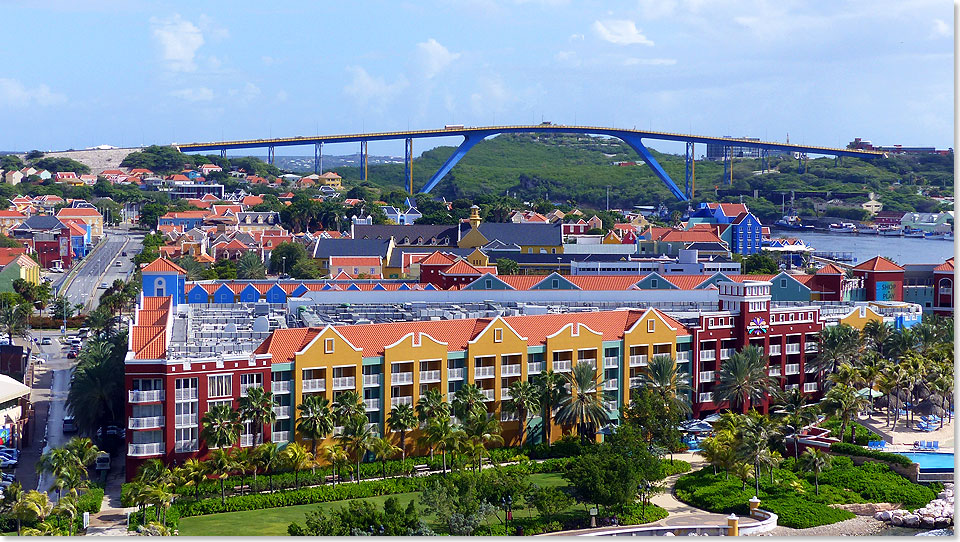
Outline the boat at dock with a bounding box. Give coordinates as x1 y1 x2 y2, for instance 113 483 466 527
904 228 926 238
774 215 814 230
828 222 858 233
878 226 903 237
859 225 879 235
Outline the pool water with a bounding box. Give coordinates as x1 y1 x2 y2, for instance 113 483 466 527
894 452 955 470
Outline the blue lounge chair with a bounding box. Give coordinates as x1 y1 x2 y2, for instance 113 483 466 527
878 440 887 449
932 441 939 451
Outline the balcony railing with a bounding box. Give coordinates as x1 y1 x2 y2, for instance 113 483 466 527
603 379 618 391
785 344 801 355
240 434 259 447
768 345 782 356
129 416 164 430
128 443 164 457
271 381 291 394
628 354 648 367
501 364 522 377
333 376 356 390
273 405 291 418
719 348 736 360
603 356 619 368
174 413 197 427
475 366 495 379
174 440 198 453
271 431 289 443
363 374 382 387
501 389 512 400
302 378 326 392
784 364 800 375
768 367 781 377
129 390 164 403
391 395 413 407
806 365 818 374
367 423 380 434
700 350 716 361
785 383 799 391
419 370 441 383
698 392 714 403
392 372 413 385
240 383 262 397
448 368 465 380
553 360 572 372
364 398 381 411
604 400 618 412
805 343 819 353
500 411 519 422
527 362 544 374
699 371 715 383
629 376 643 388
174 388 198 401
578 358 597 369
803 382 818 393
676 351 691 362
482 389 495 401
447 392 456 402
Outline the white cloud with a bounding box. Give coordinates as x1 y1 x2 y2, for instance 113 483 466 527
151 14 205 72
343 66 409 110
592 19 654 46
228 82 261 105
196 14 229 40
470 74 512 116
931 18 950 38
0 78 66 107
416 38 461 79
171 87 214 102
569 33 585 41
623 57 676 66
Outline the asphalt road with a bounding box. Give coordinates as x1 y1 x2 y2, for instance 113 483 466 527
54 228 144 312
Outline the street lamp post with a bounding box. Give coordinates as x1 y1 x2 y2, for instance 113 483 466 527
282 256 286 276
501 495 512 534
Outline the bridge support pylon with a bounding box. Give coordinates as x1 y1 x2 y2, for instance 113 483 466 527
220 149 226 158
360 141 368 181
404 138 414 194
619 133 687 201
420 132 490 194
315 142 323 174
684 142 695 199
267 146 275 165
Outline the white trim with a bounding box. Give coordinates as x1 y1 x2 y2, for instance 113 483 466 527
467 315 528 344
295 325 362 355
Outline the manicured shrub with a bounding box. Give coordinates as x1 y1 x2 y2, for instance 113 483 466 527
661 459 691 477
619 502 669 525
829 442 914 467
820 419 882 446
819 461 935 509
78 487 105 513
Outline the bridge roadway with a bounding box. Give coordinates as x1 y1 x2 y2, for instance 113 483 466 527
175 124 886 200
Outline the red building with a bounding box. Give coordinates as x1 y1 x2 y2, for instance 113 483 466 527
932 258 954 316
692 280 824 417
852 256 904 302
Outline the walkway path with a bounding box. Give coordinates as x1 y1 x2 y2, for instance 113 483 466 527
86 464 136 536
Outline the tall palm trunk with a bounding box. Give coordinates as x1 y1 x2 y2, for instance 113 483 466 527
400 430 407 461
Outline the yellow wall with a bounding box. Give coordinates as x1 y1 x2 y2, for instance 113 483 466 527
466 317 529 445
543 323 603 442
838 306 883 330
620 310 680 405
383 332 449 454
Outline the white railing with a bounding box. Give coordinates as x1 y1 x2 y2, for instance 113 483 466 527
175 413 197 427
805 365 818 374
604 379 618 391
128 443 163 456
273 405 291 418
769 344 782 356
128 416 164 430
448 368 465 380
447 392 456 402
129 390 163 403
553 360 572 372
419 370 441 383
803 382 818 393
500 411 519 422
240 434 256 447
785 344 801 354
175 440 198 453
700 350 716 361
392 372 414 385
527 362 544 374
482 389 495 401
475 366 495 379
271 431 289 443
391 395 413 407
578 358 597 369
629 376 643 388
501 364 522 377
271 381 291 394
363 374 382 387
333 376 356 390
698 392 714 403
367 423 379 434
629 354 648 367
174 388 198 401
240 383 261 397
676 351 691 362
784 363 800 375
768 367 781 377
805 343 818 353
501 388 512 400
604 400 618 411
302 378 326 392
719 348 736 360
699 371 715 383
364 398 381 411
785 383 799 391
603 356 619 368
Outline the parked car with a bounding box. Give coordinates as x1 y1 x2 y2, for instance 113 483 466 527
0 448 19 460
0 458 18 468
115 261 122 267
63 416 77 434
67 350 77 359
40 337 51 345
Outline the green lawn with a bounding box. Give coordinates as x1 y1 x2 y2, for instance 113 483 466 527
178 473 569 536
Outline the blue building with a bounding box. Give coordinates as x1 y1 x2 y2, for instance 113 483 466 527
158 211 208 230
728 212 764 255
141 258 187 305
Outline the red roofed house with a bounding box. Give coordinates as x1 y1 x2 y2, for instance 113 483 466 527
56 207 104 238
0 210 26 236
852 256 904 302
329 256 382 278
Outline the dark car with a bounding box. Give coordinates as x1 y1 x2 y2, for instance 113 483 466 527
121 251 127 256
67 350 77 359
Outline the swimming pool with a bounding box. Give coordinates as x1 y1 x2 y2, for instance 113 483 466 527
894 452 955 470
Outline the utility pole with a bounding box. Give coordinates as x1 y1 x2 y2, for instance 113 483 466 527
606 186 611 211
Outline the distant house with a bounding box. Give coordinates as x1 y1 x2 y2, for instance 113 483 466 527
383 205 422 225
318 172 343 190
3 170 23 186
0 211 26 236
0 252 40 292
56 207 104 238
199 164 223 176
10 216 71 269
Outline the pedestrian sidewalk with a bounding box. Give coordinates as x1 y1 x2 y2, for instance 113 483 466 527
86 463 137 536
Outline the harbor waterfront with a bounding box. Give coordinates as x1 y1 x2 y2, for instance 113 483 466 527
772 230 956 265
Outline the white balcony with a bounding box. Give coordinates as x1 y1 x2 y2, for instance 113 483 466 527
603 379 618 391
527 362 544 374
629 354 648 367
273 405 291 418
603 356 619 368
174 440 198 453
500 411 519 422
803 382 818 393
501 388 512 400
302 378 326 392
363 374 382 387
553 360 572 372
698 392 714 403
700 350 716 362
129 390 164 403
578 358 597 369
391 395 413 407
719 348 736 360
769 345 782 356
129 416 164 430
240 383 262 397
271 431 289 443
676 351 691 362
604 400 618 411
364 398 381 411
699 371 715 383
629 376 643 388
128 442 164 457
475 366 496 379
805 365 818 374
482 389 495 401
240 434 260 447
174 413 197 427
448 368 465 380
785 383 799 391
768 367 781 377
333 376 356 390
501 364 522 377
419 370 441 383
271 381 291 394
392 372 414 385
784 364 800 375
805 343 819 353
785 344 801 355
174 388 198 401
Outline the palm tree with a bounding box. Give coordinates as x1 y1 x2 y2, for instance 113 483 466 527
232 447 254 496
66 357 122 437
813 324 860 386
322 444 349 487
52 489 78 535
738 420 776 496
462 411 504 471
338 416 375 483
237 251 267 279
535 371 569 446
369 437 401 479
387 403 417 461
930 371 954 429
296 394 334 455
206 448 237 504
801 448 831 495
452 383 486 421
256 442 284 492
11 490 52 536
148 483 175 527
860 320 893 358
62 437 100 480
201 404 241 450
420 416 458 474
821 384 869 443
504 380 540 446
415 388 449 424
237 386 276 449
856 354 883 416
333 390 366 426
36 447 80 500
773 389 818 460
283 442 312 489
715 346 779 414
556 362 609 443
179 458 208 501
641 355 693 415
827 362 862 391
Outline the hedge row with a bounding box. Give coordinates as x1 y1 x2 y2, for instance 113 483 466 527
829 442 914 467
661 459 692 477
819 419 883 447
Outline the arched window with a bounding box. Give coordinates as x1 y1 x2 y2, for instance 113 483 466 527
155 277 166 298
939 278 952 292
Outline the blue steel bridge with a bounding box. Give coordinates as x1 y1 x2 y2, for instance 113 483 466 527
174 124 886 201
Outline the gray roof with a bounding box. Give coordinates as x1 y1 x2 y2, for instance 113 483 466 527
13 215 65 232
352 224 458 246
460 222 562 247
313 238 392 259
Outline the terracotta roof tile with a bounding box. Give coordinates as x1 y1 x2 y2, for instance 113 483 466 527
329 256 382 267
142 258 186 274
816 264 845 275
853 256 903 272
934 258 954 272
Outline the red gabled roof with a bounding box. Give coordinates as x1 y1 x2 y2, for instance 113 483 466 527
0 210 25 218
142 258 186 274
934 258 954 273
419 251 457 266
329 256 382 267
706 203 748 216
440 260 483 276
254 327 322 363
658 230 724 244
816 264 845 275
56 208 101 217
853 256 903 272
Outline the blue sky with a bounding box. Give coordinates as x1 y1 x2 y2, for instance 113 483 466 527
0 0 953 157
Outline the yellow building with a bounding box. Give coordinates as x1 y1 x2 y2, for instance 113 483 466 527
458 205 564 255
56 208 104 238
318 172 343 190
